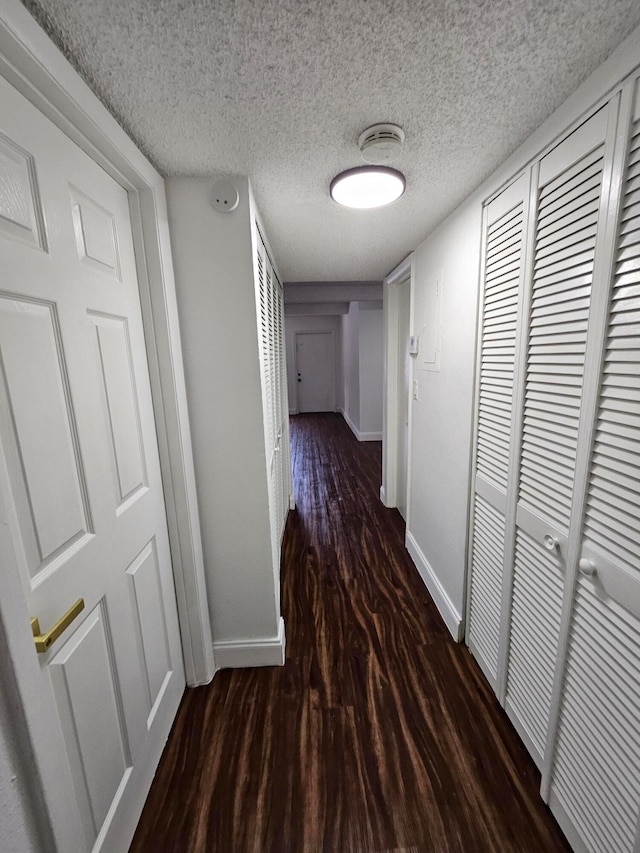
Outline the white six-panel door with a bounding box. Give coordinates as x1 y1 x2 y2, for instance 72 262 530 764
0 74 184 851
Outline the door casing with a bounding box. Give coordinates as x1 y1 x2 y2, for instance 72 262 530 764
0 1 214 848
382 254 414 513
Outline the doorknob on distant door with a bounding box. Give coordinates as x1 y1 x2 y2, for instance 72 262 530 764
31 598 85 653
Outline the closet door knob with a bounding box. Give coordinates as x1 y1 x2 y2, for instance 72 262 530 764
543 534 559 552
578 558 597 577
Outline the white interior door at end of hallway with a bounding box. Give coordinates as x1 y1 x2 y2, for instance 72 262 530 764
295 331 336 412
0 76 185 851
396 282 411 521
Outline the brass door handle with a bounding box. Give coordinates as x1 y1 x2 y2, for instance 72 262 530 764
31 599 85 653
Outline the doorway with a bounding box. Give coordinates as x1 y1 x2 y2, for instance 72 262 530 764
396 281 411 520
381 254 413 513
295 331 336 413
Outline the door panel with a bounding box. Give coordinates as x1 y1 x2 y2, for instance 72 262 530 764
0 295 93 577
0 73 184 851
505 109 609 766
467 174 529 688
90 312 147 506
126 539 172 714
548 104 640 853
50 602 130 837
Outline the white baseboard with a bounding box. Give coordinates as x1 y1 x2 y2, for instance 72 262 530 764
405 531 463 642
341 408 359 438
379 485 386 504
340 410 382 442
213 617 286 669
289 493 296 510
358 430 383 441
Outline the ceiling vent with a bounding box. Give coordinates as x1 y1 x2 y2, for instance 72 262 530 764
358 123 405 165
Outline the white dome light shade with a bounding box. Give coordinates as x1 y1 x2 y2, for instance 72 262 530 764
330 166 405 209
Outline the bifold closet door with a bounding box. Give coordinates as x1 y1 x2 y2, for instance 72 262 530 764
547 95 640 853
504 106 612 767
256 230 289 549
467 173 529 690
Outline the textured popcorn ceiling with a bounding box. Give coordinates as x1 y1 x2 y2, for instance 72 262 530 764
22 0 640 280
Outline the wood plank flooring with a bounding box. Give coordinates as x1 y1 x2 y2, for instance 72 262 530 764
130 413 571 853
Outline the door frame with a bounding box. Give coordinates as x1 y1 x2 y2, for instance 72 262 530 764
0 1 214 847
294 330 337 413
381 253 414 512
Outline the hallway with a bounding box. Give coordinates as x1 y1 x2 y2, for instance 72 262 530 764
130 413 570 852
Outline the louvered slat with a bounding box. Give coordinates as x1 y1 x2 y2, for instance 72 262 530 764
505 529 564 759
551 577 640 853
476 203 524 491
468 495 506 680
519 144 605 527
584 119 640 573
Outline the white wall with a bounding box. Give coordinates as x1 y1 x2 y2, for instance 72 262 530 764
358 307 384 438
285 314 343 413
166 176 280 646
342 303 384 440
405 203 481 633
401 25 640 640
0 659 46 853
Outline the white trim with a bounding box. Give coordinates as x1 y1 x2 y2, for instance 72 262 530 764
213 617 286 669
382 254 414 510
0 0 213 690
379 485 386 504
342 408 359 438
359 431 383 441
405 530 463 642
340 410 381 442
358 432 382 441
386 253 412 286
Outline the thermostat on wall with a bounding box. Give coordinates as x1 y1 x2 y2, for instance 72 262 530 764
409 335 419 355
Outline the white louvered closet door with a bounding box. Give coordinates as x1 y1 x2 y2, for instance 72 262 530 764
467 174 529 690
548 93 640 853
504 107 611 767
274 274 290 537
255 225 290 561
272 269 284 537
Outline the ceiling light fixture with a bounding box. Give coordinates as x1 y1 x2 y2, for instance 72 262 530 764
330 166 406 209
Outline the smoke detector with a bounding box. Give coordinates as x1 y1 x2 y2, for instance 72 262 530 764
358 123 405 165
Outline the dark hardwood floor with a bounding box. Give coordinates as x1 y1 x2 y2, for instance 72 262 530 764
130 413 570 853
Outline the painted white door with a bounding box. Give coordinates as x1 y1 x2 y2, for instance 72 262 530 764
504 107 609 767
546 98 640 853
0 76 184 851
296 331 335 412
396 283 411 520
